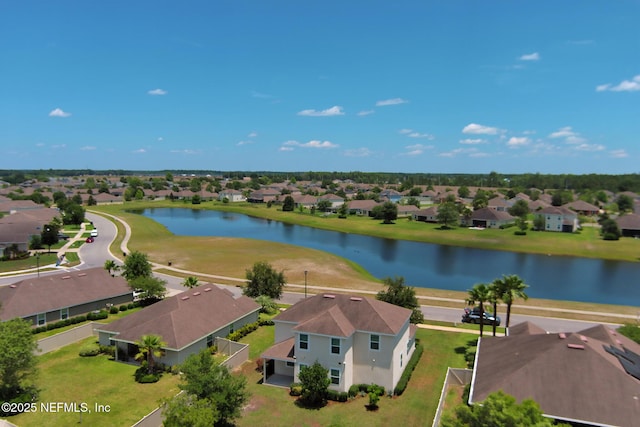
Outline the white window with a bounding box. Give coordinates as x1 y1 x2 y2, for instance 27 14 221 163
370 334 380 351
60 307 69 320
37 313 46 326
331 338 340 354
330 368 340 385
299 334 309 350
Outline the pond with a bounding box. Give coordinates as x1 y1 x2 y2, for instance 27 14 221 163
137 208 640 306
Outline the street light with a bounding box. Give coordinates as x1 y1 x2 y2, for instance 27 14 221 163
304 270 308 298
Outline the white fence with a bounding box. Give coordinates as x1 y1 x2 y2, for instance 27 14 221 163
431 368 473 427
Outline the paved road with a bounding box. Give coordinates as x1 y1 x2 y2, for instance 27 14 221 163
1 211 626 334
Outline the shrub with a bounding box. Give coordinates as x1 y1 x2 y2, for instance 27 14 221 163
465 346 477 368
289 383 303 396
368 392 380 408
514 230 527 236
227 321 260 341
618 323 640 344
109 306 119 314
79 343 101 357
367 383 385 397
394 342 424 396
327 389 348 402
134 365 161 383
128 302 137 309
99 345 115 358
87 310 108 321
119 305 128 312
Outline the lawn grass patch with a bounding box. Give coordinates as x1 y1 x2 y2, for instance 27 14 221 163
11 337 180 427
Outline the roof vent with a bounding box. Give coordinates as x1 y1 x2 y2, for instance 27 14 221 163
9 284 16 288
323 294 335 299
579 335 588 342
558 333 566 339
78 273 86 277
204 287 212 292
181 296 190 300
350 297 362 301
567 343 585 350
61 275 71 280
193 292 201 296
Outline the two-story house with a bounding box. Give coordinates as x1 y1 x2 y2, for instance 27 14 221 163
261 293 416 393
534 206 578 232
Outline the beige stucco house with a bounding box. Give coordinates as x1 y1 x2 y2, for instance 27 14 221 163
261 293 416 393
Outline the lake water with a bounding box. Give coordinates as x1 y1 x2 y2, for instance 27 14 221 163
137 208 640 306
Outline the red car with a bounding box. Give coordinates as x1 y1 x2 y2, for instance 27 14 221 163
86 237 94 243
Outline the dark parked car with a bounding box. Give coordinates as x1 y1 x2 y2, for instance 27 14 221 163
58 232 70 240
85 236 94 243
461 307 501 326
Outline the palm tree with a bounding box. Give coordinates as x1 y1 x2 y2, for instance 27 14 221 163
182 276 199 289
467 283 491 337
487 281 503 337
135 334 166 374
104 259 119 276
494 274 529 328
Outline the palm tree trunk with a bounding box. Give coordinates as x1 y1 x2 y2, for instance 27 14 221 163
506 304 512 328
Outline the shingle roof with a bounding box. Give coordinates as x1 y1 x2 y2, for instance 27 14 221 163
471 207 514 221
96 284 260 350
0 267 131 320
275 293 411 336
472 323 640 427
616 213 640 230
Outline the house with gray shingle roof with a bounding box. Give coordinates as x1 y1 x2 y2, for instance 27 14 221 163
615 213 640 237
468 207 515 229
470 323 640 427
261 293 416 393
0 267 132 326
534 206 578 232
96 284 260 366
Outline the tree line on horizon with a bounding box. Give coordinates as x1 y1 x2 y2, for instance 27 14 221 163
2 170 640 193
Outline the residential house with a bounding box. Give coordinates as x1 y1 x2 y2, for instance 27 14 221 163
292 194 317 210
486 196 511 212
317 193 345 209
0 267 132 326
379 189 402 203
247 189 281 204
0 208 60 254
261 293 416 393
413 206 439 223
96 284 260 366
397 204 420 218
467 207 515 229
218 189 246 202
615 213 640 237
347 199 380 216
563 200 600 216
528 199 550 212
470 322 640 427
534 206 578 232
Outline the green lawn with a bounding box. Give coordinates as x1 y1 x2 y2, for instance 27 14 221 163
236 327 470 427
0 253 59 273
10 337 181 427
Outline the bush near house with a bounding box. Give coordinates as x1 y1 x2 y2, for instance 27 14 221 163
394 341 424 396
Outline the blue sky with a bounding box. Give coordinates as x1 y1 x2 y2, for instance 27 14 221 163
1 1 638 174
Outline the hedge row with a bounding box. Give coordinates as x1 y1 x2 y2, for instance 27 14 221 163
226 318 274 342
394 341 424 396
31 310 108 334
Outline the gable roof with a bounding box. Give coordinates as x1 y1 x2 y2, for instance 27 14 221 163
471 323 640 427
471 207 514 221
0 267 131 321
97 284 260 350
563 200 599 213
616 213 640 230
536 205 576 216
275 293 411 336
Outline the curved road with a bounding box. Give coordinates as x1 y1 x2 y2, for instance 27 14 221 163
1 212 627 333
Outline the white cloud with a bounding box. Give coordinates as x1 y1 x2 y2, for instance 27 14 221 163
596 74 640 92
236 140 254 146
157 137 164 142
408 132 434 139
375 98 408 106
357 110 374 116
51 144 67 149
297 106 344 117
281 140 338 149
610 149 628 158
148 88 167 95
574 143 605 152
49 108 71 118
36 143 45 147
548 126 586 144
507 137 530 147
80 146 96 151
398 128 413 134
549 126 575 138
248 131 258 138
519 52 540 61
344 147 372 157
279 146 294 152
170 149 198 154
459 138 485 144
402 143 433 156
462 123 503 135
251 90 273 99
133 148 146 154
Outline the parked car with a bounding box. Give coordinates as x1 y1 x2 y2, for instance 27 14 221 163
86 236 94 243
90 229 98 237
461 307 501 326
58 232 70 240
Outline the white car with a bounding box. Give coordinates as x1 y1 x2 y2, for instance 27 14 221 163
90 229 98 237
